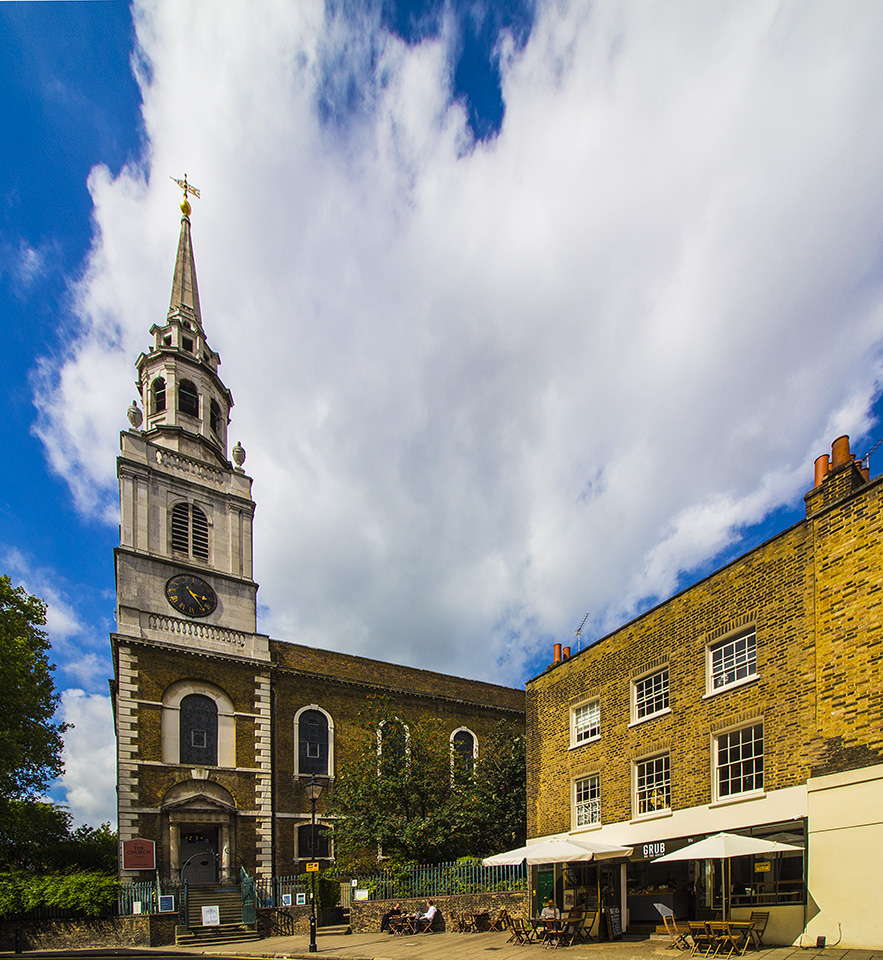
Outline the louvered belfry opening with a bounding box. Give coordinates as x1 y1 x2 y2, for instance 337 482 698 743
171 502 209 561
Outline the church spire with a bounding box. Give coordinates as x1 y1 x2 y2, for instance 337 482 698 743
168 175 202 328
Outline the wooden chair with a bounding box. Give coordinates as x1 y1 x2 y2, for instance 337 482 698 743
507 916 532 944
417 913 436 933
688 921 716 957
663 913 691 950
554 916 582 948
488 908 509 931
708 921 740 958
748 911 769 948
576 909 597 942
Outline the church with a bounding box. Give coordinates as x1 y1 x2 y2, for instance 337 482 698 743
110 192 525 883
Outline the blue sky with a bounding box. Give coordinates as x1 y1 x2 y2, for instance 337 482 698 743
2 1 883 828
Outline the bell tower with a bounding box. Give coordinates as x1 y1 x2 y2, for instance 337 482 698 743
114 185 268 655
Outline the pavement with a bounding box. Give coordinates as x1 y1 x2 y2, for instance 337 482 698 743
146 929 883 960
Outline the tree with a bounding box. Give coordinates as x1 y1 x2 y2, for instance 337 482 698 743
329 699 525 868
0 576 66 803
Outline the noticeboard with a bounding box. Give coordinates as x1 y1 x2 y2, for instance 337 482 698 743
122 838 156 871
158 896 175 913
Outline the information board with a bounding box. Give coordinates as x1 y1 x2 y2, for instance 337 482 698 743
604 907 623 940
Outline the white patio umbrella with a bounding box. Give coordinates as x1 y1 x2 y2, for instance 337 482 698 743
483 836 632 866
653 832 803 918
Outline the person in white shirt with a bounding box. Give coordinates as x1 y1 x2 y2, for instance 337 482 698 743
540 899 560 921
418 901 438 927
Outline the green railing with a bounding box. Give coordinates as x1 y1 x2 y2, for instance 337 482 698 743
344 859 527 900
117 879 183 916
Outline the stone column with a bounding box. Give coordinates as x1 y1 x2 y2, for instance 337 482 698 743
169 821 180 880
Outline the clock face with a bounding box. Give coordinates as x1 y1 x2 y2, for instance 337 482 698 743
165 574 218 618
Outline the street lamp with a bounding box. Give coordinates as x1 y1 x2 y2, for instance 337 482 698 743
304 775 324 954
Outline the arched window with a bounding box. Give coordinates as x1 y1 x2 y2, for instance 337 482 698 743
179 694 218 765
171 502 209 561
298 709 329 777
161 681 235 767
451 728 477 781
297 823 332 860
210 399 222 436
178 379 199 417
151 377 166 413
378 719 408 777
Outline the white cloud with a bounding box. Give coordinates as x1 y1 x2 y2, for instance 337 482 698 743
35 0 883 686
56 690 116 828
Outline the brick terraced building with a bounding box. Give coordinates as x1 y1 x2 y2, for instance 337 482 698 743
111 199 524 887
525 437 882 949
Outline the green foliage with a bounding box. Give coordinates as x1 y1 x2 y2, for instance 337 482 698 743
329 699 525 867
0 576 67 802
0 871 119 918
296 870 340 908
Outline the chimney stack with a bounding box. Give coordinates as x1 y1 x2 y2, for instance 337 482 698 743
563 646 571 660
553 643 562 664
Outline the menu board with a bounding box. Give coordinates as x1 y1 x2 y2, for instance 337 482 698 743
605 907 623 940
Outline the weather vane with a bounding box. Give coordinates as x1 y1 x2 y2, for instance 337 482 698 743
170 173 200 215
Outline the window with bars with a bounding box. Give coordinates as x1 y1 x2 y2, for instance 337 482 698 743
180 694 218 765
634 753 670 816
171 502 209 560
571 700 600 746
574 774 600 827
709 630 757 692
298 709 329 776
716 722 763 799
633 667 669 721
178 379 199 417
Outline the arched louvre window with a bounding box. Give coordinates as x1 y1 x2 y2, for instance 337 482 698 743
171 503 209 561
180 694 218 765
297 823 331 860
298 709 329 776
178 379 199 417
379 720 408 777
210 399 222 436
152 377 166 413
452 729 476 780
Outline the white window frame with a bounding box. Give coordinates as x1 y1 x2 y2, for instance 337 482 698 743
714 721 764 802
707 629 758 696
633 753 671 819
570 699 600 748
450 726 478 777
631 666 670 725
573 774 601 829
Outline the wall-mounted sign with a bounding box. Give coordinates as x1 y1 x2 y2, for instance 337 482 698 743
296 893 307 905
122 838 156 871
282 893 292 907
754 861 771 873
158 896 175 913
353 889 369 901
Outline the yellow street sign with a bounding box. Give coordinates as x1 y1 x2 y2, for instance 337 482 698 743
306 862 319 872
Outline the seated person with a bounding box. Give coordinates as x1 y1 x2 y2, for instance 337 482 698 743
540 899 561 921
417 900 438 928
380 902 402 933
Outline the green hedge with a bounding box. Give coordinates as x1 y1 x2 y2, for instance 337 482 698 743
0 871 120 918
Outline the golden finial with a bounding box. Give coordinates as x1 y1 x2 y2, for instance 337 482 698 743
170 173 200 216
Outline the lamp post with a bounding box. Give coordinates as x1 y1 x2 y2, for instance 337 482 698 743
304 775 324 953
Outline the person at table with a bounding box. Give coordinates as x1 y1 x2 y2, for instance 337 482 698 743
381 902 403 933
417 901 438 926
540 899 561 922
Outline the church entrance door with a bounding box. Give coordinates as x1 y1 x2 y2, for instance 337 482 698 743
180 827 219 883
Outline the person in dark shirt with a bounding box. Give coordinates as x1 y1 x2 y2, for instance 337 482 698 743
381 902 402 933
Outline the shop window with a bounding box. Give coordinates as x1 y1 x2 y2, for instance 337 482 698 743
296 707 331 777
708 630 757 693
179 694 218 765
634 753 670 817
178 379 199 417
632 667 669 723
574 774 600 827
571 699 600 746
715 722 763 800
170 502 209 561
297 823 332 860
